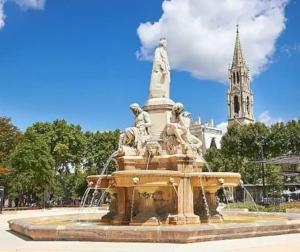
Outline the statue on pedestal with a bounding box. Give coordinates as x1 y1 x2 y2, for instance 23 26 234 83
149 38 170 99
166 103 202 155
119 103 151 154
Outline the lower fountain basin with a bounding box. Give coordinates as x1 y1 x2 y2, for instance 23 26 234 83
8 212 300 243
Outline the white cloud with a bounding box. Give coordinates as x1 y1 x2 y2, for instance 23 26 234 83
281 42 300 56
137 0 288 82
258 111 283 126
11 0 45 10
216 121 228 135
0 0 45 30
0 1 5 29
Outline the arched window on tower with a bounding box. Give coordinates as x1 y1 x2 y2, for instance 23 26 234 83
234 95 240 115
233 72 236 84
237 72 240 84
210 137 217 149
247 96 250 115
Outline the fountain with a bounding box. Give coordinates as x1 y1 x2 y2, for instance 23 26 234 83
8 38 300 243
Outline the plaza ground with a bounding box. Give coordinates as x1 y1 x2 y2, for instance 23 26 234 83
1 208 300 252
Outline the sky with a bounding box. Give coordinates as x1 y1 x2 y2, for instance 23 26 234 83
0 0 299 132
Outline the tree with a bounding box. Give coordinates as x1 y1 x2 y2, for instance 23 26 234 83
205 122 283 195
84 130 120 175
0 117 21 165
25 120 87 173
8 132 55 206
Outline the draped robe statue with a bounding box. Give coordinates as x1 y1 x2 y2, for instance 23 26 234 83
119 103 151 153
149 38 170 99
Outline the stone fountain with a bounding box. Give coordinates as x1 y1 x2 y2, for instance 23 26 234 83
9 38 300 243
87 37 241 225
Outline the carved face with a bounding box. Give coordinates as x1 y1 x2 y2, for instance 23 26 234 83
130 103 141 115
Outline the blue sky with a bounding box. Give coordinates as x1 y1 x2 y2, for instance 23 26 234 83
0 0 299 132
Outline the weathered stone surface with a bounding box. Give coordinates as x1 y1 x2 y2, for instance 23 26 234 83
8 213 300 243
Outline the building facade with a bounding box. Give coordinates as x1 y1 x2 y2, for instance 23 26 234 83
190 118 223 154
227 27 254 126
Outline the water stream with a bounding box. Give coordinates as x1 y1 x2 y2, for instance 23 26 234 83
80 151 118 208
221 186 231 211
240 181 259 212
200 177 211 223
145 151 151 170
203 159 212 172
130 187 135 221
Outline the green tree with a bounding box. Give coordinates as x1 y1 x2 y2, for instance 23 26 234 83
84 130 120 175
8 132 55 206
26 120 87 173
0 117 22 164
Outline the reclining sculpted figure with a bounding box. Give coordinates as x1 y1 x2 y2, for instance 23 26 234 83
119 103 151 154
166 103 202 154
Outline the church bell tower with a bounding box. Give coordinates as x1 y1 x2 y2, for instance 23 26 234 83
227 26 254 126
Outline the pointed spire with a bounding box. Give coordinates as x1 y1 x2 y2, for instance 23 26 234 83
232 24 245 67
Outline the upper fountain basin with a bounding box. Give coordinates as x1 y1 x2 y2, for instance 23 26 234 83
87 170 241 192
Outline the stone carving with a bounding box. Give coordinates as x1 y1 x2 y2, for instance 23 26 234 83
119 103 151 155
166 103 202 155
149 38 170 99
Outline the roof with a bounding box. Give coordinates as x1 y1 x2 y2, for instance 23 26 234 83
252 155 300 165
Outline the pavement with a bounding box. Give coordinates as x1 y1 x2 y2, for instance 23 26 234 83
1 208 300 252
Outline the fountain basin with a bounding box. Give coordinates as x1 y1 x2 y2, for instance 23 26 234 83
8 212 300 243
87 171 241 189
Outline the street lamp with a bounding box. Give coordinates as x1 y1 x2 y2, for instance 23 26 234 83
258 136 266 200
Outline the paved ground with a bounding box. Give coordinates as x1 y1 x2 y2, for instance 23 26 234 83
1 208 300 252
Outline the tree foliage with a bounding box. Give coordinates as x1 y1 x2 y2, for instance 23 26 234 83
205 120 300 196
8 132 55 206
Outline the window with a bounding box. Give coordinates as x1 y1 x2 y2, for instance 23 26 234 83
234 95 240 114
210 137 217 149
247 96 250 114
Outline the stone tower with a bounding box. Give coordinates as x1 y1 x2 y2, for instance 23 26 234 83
227 26 254 126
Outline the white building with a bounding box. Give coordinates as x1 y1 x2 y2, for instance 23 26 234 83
190 118 223 154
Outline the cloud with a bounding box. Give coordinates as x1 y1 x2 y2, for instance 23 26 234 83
0 0 46 30
281 42 300 56
0 1 5 29
11 0 46 10
137 0 288 82
216 121 228 135
258 111 283 126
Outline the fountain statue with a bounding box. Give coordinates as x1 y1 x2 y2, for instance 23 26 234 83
9 38 300 244
149 37 170 99
87 38 241 225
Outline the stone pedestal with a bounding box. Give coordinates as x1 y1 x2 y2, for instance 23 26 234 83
130 187 160 226
143 98 174 141
205 189 223 223
170 177 200 225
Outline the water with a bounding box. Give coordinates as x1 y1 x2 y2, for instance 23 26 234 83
221 186 231 211
240 181 259 212
80 187 91 208
130 187 135 221
200 177 211 223
145 151 151 170
80 151 119 208
203 159 212 172
171 183 178 197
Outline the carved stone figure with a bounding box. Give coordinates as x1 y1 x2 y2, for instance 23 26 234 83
119 103 151 154
166 103 202 154
149 38 170 99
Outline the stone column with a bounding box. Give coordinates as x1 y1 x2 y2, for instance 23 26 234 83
183 177 200 224
205 188 222 223
110 187 127 224
169 177 200 225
